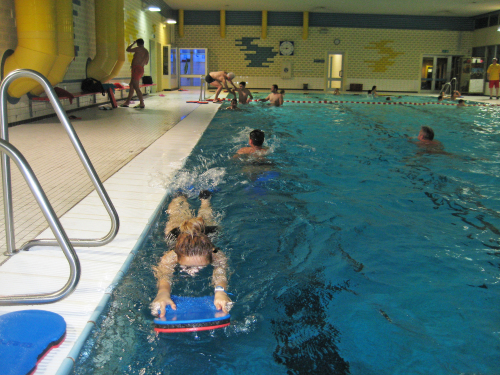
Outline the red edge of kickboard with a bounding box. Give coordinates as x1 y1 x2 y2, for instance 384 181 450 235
154 322 230 333
27 332 67 375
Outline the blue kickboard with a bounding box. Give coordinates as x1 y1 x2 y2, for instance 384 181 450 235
154 295 230 326
0 310 66 375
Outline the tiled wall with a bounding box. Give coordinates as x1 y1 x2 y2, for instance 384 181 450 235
175 25 473 91
0 0 168 124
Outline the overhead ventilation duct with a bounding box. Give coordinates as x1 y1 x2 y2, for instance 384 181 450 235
2 0 58 100
87 0 124 82
31 0 74 96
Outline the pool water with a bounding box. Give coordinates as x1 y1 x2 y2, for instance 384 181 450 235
73 95 500 374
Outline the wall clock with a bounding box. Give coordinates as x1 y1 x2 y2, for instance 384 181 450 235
279 41 294 56
334 39 341 45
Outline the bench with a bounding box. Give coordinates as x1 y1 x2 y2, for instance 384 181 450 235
29 83 157 114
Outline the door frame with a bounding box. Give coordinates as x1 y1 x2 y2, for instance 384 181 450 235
179 48 208 88
419 55 452 93
325 51 345 92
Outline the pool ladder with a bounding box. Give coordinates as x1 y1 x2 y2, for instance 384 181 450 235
0 69 120 305
199 75 206 101
440 77 458 97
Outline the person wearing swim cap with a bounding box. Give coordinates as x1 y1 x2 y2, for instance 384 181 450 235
205 71 237 102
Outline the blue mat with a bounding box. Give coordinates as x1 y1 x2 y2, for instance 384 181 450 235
154 295 230 332
0 310 66 375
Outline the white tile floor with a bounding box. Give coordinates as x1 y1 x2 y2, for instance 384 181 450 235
0 90 497 374
0 90 221 374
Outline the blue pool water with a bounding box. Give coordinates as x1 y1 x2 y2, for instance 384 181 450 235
73 95 500 374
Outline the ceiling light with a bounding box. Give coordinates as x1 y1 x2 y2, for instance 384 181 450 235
166 19 177 24
148 6 161 11
497 26 500 31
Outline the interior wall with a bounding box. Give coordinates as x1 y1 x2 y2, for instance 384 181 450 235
472 25 500 46
174 25 472 92
1 0 167 124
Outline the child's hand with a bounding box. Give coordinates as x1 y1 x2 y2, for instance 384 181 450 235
214 291 232 314
152 291 176 318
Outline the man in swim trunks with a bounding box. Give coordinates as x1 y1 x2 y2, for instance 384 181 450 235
259 84 284 106
487 57 500 100
236 129 267 155
122 39 149 108
205 71 237 102
233 81 253 104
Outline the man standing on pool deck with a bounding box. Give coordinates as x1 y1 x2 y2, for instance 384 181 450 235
236 129 267 155
122 39 149 108
205 71 237 102
259 84 284 106
487 57 500 100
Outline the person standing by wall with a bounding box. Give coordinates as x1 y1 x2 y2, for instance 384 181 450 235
487 57 500 100
121 39 150 108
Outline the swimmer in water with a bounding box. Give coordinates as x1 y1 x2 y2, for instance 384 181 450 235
235 129 268 155
259 84 284 106
151 192 231 317
457 99 467 107
233 81 254 104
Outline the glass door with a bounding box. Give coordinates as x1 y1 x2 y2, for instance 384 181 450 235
421 56 452 92
326 52 344 91
179 48 207 87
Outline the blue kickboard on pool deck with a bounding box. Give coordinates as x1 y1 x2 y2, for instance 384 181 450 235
154 295 230 326
0 310 66 375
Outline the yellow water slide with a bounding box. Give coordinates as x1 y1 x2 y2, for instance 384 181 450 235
87 0 125 82
108 0 125 80
31 0 74 95
3 0 59 99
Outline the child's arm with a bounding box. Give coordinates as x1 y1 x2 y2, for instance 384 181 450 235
212 250 232 313
152 250 177 318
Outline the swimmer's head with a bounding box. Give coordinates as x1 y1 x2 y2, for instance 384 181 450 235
179 217 205 236
136 38 145 46
437 95 443 101
457 99 466 107
250 129 265 147
174 231 215 264
272 84 278 92
227 72 235 80
239 81 246 88
371 86 377 91
386 97 391 101
419 126 434 141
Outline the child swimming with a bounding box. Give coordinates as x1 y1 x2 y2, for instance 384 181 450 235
151 192 232 317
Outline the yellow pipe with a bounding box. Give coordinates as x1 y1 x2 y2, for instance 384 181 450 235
108 0 125 80
3 0 58 98
178 9 184 38
87 0 119 82
220 10 226 38
261 11 267 39
31 0 74 96
303 11 309 40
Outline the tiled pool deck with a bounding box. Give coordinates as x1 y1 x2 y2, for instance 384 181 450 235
0 91 497 374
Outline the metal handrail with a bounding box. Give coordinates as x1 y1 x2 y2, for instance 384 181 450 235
450 77 457 93
0 69 119 255
199 75 206 101
0 138 80 305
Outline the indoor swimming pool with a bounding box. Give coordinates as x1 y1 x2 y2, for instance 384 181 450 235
72 94 500 374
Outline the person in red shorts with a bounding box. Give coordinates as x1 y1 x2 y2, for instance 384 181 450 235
122 39 149 108
487 57 500 100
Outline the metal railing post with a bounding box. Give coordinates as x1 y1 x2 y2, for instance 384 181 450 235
0 69 119 253
0 139 80 305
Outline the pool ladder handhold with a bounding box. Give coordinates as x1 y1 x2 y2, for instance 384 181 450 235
0 69 120 305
